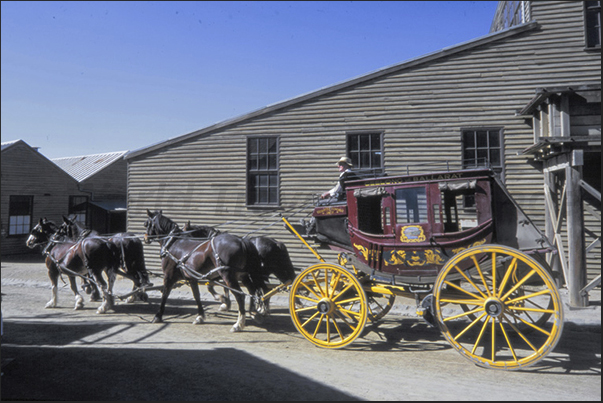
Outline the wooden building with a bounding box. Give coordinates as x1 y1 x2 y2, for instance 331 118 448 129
125 1 600 304
52 151 129 234
1 140 89 256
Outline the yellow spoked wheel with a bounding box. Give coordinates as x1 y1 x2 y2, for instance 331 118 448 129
367 292 396 322
434 245 563 370
289 263 368 349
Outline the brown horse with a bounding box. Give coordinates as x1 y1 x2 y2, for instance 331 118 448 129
144 210 261 332
61 216 152 302
26 218 119 313
182 221 296 317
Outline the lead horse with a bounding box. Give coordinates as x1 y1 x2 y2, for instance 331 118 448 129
60 215 152 301
144 210 262 332
26 218 119 313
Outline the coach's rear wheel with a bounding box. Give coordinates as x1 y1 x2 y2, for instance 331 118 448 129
434 245 563 370
289 263 368 349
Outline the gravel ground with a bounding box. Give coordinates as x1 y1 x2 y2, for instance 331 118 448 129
1 253 600 401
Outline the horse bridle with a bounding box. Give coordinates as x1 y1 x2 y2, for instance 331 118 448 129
28 223 56 249
143 217 161 244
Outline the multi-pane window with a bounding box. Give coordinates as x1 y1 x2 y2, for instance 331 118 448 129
247 137 279 206
8 195 33 236
585 1 601 49
69 196 88 224
347 132 383 175
462 128 504 207
462 129 504 174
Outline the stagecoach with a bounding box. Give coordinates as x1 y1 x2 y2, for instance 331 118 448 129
281 167 563 370
28 165 564 370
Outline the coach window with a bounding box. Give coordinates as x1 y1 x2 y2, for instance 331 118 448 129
8 195 33 236
395 187 428 224
247 136 279 206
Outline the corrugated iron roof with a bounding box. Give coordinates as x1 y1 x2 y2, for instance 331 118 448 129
52 150 128 182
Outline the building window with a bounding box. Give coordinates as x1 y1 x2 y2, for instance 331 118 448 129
462 128 504 207
69 196 88 225
8 195 33 236
347 132 383 175
462 129 504 174
490 1 531 33
247 137 279 206
585 1 601 49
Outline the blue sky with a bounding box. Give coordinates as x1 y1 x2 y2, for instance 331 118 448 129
1 1 498 159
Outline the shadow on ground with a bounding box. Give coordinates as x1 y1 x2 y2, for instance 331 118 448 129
2 319 357 401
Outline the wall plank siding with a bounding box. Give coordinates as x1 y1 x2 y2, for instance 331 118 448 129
127 2 600 279
1 142 89 255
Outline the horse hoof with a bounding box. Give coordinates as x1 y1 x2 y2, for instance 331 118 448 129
152 317 163 324
45 302 56 309
219 303 229 312
193 315 205 325
251 313 265 325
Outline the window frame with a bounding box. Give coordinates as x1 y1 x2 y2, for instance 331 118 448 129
395 187 429 225
346 131 384 176
584 1 601 50
461 128 504 209
246 136 280 207
461 128 505 179
8 195 34 237
69 195 89 226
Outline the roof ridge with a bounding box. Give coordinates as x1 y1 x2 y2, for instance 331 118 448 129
125 22 538 160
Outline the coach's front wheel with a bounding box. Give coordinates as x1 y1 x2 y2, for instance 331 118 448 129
289 263 368 349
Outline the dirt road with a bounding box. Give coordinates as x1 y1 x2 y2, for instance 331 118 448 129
1 255 600 401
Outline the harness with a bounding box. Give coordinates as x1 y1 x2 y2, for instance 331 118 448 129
42 238 103 290
158 231 258 303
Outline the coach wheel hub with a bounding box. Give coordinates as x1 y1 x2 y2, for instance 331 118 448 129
484 297 504 318
317 298 335 315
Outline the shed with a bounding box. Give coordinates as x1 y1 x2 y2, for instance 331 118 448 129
52 151 129 234
1 140 89 255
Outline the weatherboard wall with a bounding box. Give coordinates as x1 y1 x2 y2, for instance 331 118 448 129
1 141 89 255
126 1 600 278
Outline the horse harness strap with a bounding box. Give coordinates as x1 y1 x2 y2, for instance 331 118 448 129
160 237 254 300
161 242 223 282
43 240 102 290
210 237 223 268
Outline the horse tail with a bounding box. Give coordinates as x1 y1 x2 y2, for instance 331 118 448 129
239 237 263 291
275 241 296 283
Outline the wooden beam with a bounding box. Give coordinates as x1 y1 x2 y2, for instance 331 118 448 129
543 184 569 285
566 164 588 307
580 179 602 202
